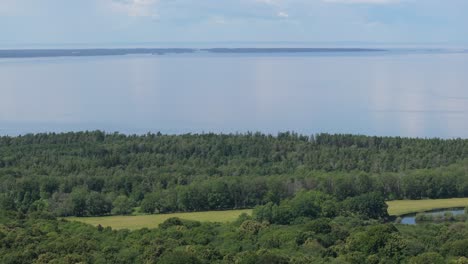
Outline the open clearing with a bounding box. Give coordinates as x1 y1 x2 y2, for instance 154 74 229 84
66 198 468 229
387 198 468 216
66 209 252 230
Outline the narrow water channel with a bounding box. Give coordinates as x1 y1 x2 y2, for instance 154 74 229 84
400 208 466 225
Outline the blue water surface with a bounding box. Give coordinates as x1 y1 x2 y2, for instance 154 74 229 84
1 50 468 137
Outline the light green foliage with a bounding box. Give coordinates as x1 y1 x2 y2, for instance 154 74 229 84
111 195 134 215
387 198 468 216
409 252 445 264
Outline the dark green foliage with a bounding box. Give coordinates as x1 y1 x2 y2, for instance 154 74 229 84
2 210 468 264
305 218 332 234
409 252 445 264
253 191 338 224
346 224 398 255
159 217 201 230
112 195 134 215
253 190 390 225
233 251 289 264
2 131 468 262
2 131 468 216
442 239 468 257
159 217 185 229
343 192 389 219
158 251 202 264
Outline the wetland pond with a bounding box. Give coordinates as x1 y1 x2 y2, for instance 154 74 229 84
400 208 466 225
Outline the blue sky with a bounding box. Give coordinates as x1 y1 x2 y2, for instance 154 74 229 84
1 0 467 46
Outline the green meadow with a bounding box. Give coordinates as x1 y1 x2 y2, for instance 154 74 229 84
387 197 468 216
66 209 252 230
66 198 468 230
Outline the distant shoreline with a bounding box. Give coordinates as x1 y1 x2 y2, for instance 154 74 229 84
0 48 386 59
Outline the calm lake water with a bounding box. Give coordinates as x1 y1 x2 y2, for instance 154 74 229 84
400 208 466 225
1 51 468 137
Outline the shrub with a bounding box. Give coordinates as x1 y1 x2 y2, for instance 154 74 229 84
158 251 202 264
408 252 444 264
159 217 184 229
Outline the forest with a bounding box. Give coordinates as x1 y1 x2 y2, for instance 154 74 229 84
1 131 468 216
1 131 468 263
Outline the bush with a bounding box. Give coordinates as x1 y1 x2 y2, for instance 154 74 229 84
305 218 332 234
239 220 266 236
408 252 444 264
446 239 468 257
112 195 134 215
415 213 432 222
343 192 388 219
159 217 184 229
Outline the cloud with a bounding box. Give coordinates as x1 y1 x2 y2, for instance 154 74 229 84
212 16 227 24
0 0 22 15
322 0 400 4
109 0 158 17
277 11 289 18
256 0 401 4
2 0 468 45
256 0 279 5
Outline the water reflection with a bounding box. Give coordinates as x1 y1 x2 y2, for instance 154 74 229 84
1 52 468 137
400 208 466 225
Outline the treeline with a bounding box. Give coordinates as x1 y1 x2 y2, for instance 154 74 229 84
1 131 466 175
0 189 393 264
2 161 468 217
253 191 388 224
1 131 468 216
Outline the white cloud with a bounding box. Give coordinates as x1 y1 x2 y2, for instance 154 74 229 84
277 11 289 18
109 0 158 17
322 0 400 4
0 0 21 15
256 0 278 5
212 16 227 24
256 0 401 5
255 0 282 7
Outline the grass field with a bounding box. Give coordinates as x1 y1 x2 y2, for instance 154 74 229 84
66 198 468 229
66 209 252 230
387 198 468 216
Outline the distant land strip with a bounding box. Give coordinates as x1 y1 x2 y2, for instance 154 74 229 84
0 48 386 59
202 48 386 53
0 48 195 58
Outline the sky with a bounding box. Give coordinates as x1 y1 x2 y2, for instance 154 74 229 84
1 0 467 47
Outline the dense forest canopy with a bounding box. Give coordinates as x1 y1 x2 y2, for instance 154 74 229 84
2 131 468 263
1 131 465 174
1 131 468 217
2 200 468 264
